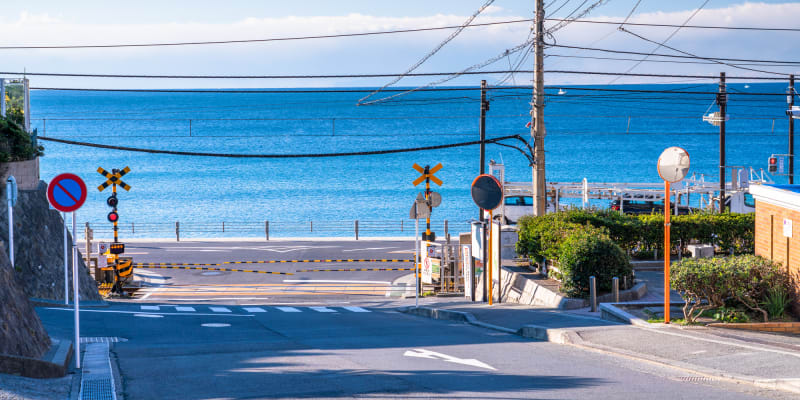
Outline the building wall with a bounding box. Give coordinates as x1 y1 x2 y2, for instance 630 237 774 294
754 199 800 314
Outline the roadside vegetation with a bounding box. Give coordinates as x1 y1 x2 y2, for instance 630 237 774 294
1 83 42 162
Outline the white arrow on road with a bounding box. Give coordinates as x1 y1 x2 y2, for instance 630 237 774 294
403 349 496 371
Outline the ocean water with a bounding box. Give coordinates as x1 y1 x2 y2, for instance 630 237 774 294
29 82 795 237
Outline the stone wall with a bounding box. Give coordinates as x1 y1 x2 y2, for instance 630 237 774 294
0 242 50 358
0 180 100 301
0 157 40 190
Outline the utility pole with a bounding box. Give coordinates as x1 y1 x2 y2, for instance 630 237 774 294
789 75 795 184
531 0 547 216
479 80 488 220
718 72 727 212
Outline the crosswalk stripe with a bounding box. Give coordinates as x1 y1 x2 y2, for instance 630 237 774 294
140 305 159 311
342 306 370 313
175 306 195 312
310 306 337 313
243 307 266 313
276 306 301 313
209 307 232 313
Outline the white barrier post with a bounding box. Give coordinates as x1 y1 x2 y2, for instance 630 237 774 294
72 212 80 369
63 212 68 305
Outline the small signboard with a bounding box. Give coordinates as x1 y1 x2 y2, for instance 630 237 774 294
784 218 793 238
462 245 472 298
420 241 433 284
471 222 483 261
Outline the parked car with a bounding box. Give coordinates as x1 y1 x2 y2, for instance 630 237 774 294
493 195 556 224
610 199 695 215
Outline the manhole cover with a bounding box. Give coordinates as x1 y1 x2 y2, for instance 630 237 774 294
202 323 231 328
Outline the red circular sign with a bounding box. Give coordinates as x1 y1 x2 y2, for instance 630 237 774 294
47 173 87 212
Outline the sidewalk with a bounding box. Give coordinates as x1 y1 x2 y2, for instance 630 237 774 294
399 298 800 396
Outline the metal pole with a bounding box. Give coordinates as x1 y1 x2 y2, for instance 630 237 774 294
612 277 619 303
589 276 597 312
415 218 419 307
488 210 493 306
790 75 795 184
64 212 68 305
532 0 547 216
479 81 487 224
719 72 727 212
355 220 359 240
482 218 488 303
0 79 5 118
72 212 80 369
23 78 30 133
265 220 269 241
664 180 671 324
175 221 180 242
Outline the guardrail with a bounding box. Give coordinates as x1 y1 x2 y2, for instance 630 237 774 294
83 219 469 241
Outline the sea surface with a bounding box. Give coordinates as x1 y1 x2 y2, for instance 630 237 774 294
29 82 795 238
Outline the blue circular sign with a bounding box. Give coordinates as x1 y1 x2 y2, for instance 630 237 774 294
47 173 87 212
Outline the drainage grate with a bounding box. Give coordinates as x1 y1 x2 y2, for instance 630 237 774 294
677 376 717 383
80 378 114 400
81 337 128 344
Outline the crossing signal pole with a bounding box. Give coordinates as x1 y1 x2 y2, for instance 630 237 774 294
531 0 547 216
789 75 795 184
718 73 727 212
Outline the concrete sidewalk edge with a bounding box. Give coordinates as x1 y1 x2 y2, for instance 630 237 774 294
398 305 800 396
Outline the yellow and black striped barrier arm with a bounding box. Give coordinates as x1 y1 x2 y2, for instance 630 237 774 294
133 259 413 267
296 267 416 272
133 264 293 275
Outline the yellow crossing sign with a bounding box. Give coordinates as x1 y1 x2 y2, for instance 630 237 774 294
413 163 443 186
97 166 131 192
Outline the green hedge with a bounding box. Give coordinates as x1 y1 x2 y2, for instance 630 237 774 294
557 230 633 298
517 209 754 261
671 255 795 322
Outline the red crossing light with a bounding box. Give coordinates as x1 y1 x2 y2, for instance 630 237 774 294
107 211 119 223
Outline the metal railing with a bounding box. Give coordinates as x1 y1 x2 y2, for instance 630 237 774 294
83 219 470 241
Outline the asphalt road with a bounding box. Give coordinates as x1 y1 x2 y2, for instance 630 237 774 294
106 239 420 302
37 302 786 400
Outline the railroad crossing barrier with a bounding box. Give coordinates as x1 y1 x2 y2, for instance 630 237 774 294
133 265 294 275
296 267 415 272
133 259 413 267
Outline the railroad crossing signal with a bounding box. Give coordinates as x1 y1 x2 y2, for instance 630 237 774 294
413 163 442 186
97 166 131 192
412 163 442 242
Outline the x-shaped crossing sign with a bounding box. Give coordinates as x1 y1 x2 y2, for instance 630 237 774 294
412 163 443 186
97 166 132 192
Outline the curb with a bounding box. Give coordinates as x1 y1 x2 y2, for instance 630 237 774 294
0 337 72 378
398 305 800 396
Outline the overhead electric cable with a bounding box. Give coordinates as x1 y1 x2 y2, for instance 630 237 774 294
545 18 800 32
357 0 495 105
37 134 525 158
609 0 710 84
0 17 532 50
549 44 800 65
547 53 800 67
5 69 523 80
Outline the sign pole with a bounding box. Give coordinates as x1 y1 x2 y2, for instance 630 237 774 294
72 211 80 369
664 181 671 324
488 210 493 305
63 212 68 305
7 185 13 267
415 217 419 308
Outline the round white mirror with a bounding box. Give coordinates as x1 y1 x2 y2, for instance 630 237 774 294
657 147 690 183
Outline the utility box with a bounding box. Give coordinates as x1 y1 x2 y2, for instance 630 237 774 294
687 244 714 258
500 227 518 261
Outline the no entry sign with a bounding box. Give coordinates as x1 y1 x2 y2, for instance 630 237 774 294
47 173 87 212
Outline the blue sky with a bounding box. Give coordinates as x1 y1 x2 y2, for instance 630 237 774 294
1 1 798 88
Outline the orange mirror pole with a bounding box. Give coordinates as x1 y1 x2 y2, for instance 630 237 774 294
664 180 671 324
488 209 493 306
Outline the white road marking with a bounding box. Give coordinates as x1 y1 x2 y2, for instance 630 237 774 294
243 307 266 313
283 280 392 285
134 314 164 318
276 306 301 313
43 308 254 317
209 307 232 313
175 306 195 312
310 306 336 313
165 249 230 252
136 270 166 300
342 247 398 252
343 306 370 313
202 323 231 328
403 349 496 371
140 305 160 311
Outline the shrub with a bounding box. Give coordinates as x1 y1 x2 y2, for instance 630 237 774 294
0 117 42 162
556 229 632 298
671 255 794 323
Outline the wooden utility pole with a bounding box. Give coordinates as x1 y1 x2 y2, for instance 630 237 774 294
790 75 795 184
531 0 547 216
718 72 727 212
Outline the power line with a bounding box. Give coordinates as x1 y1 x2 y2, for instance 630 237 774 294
8 69 524 80
548 44 800 65
358 0 495 105
546 18 800 32
37 134 526 158
547 53 800 67
0 18 533 50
